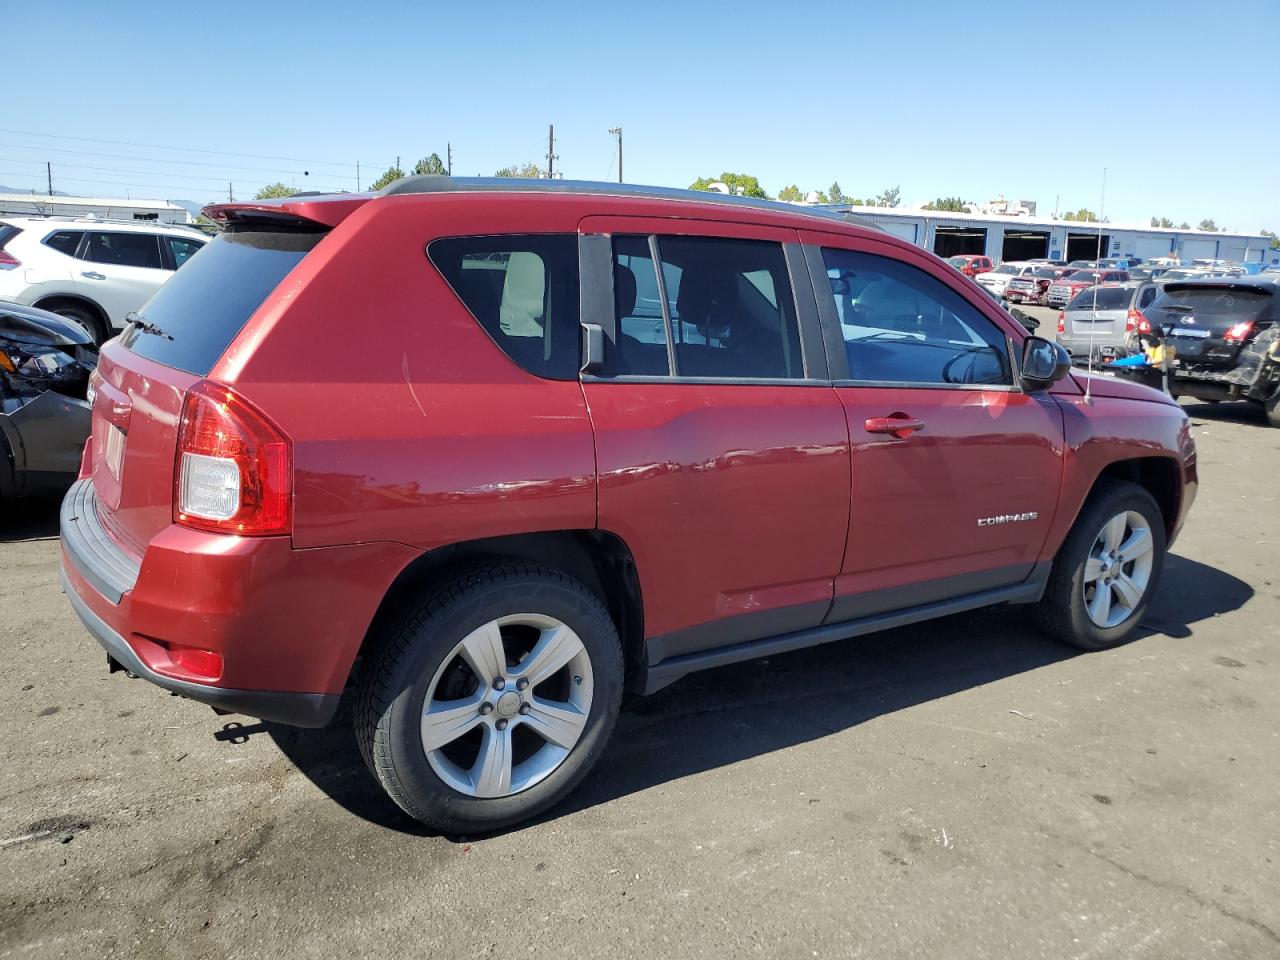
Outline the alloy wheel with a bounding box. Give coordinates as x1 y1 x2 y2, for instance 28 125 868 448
1082 510 1155 628
420 614 594 798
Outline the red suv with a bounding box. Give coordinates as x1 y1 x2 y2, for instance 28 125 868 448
60 178 1197 832
946 254 992 278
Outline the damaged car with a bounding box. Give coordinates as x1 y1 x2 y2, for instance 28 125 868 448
0 300 97 499
1118 278 1280 426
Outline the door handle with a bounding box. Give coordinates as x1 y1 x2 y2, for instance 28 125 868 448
80 271 106 280
865 414 926 439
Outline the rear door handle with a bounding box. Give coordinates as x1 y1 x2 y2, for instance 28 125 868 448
865 414 926 439
80 271 106 280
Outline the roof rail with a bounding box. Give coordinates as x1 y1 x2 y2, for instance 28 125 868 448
378 175 882 231
0 213 201 231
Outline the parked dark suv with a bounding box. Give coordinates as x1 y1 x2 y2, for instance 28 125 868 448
1121 277 1280 425
60 178 1197 832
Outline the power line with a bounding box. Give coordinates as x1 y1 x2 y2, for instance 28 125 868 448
0 168 344 198
0 127 378 169
0 141 357 180
0 155 273 188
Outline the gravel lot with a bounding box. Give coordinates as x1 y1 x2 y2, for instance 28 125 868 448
2 395 1277 960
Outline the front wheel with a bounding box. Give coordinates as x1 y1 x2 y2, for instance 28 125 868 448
354 561 623 833
1035 481 1167 650
1265 391 1280 428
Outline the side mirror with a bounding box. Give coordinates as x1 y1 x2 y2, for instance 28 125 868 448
1020 336 1071 390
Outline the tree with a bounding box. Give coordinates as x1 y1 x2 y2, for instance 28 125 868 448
413 153 447 176
924 196 968 212
1197 219 1219 232
777 184 803 202
829 181 846 205
494 162 543 178
688 172 768 199
813 190 830 204
1178 222 1190 230
1063 208 1099 222
874 185 901 208
254 182 295 200
1262 229 1280 250
368 164 406 191
1150 216 1174 228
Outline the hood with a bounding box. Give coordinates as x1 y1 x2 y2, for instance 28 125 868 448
1068 370 1178 405
975 272 1005 282
0 300 94 348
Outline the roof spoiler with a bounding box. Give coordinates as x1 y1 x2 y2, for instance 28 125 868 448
202 193 369 230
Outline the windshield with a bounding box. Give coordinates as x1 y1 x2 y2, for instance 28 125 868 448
1032 267 1060 278
1066 271 1103 283
946 256 969 267
1068 286 1132 311
122 228 324 376
993 264 1021 275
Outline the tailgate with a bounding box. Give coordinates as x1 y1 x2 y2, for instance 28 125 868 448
89 225 326 556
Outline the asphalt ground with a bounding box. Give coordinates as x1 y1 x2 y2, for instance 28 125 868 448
1 392 1277 959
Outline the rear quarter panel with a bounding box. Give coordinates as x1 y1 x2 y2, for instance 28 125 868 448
214 194 598 551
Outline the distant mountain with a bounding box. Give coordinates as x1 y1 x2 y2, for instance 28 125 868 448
171 199 209 218
0 184 71 196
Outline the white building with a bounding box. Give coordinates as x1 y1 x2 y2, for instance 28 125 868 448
0 193 193 224
822 204 1275 266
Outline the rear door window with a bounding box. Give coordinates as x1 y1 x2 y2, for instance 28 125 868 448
84 232 162 269
428 234 580 381
164 236 205 269
121 228 323 376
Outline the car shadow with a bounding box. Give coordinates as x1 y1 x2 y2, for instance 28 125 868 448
1180 398 1271 427
0 494 63 542
262 551 1250 838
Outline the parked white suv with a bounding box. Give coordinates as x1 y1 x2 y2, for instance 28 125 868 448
0 217 206 342
974 261 1037 298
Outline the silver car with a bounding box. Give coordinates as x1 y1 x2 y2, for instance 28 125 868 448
1059 282 1160 360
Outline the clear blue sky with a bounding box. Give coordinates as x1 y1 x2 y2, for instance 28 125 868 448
6 0 1278 232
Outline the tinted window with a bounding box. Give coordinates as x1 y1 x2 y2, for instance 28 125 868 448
1068 286 1132 311
650 236 802 379
84 232 162 269
122 228 322 376
166 236 205 269
609 235 672 376
1148 286 1272 331
822 248 1011 386
43 231 82 257
429 234 580 381
1139 286 1158 308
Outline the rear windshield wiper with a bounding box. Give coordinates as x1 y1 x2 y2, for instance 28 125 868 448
125 311 174 340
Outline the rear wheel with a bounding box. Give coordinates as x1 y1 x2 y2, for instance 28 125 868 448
46 303 106 344
354 561 623 833
1264 391 1280 428
1035 481 1166 650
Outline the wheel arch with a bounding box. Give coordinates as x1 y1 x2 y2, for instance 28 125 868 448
31 294 111 341
1090 455 1182 539
349 528 645 690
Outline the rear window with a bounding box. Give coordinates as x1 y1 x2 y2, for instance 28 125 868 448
43 230 82 257
1068 286 1132 310
428 234 580 381
121 228 322 376
1148 286 1272 328
0 223 22 250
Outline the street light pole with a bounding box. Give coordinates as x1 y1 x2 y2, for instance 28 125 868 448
608 127 622 183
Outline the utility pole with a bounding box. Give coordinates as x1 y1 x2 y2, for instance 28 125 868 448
609 127 623 183
356 160 361 191
47 161 53 196
546 124 558 180
228 182 234 203
447 143 453 176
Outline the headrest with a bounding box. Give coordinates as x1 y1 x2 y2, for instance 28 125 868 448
614 264 637 318
499 252 545 337
676 266 737 329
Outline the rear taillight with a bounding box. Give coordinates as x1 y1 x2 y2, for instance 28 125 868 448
1057 311 1065 334
1223 321 1254 342
175 380 291 536
0 249 20 269
1125 308 1150 334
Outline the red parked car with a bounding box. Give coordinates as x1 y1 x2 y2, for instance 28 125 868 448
1047 268 1131 309
60 179 1197 832
946 254 992 278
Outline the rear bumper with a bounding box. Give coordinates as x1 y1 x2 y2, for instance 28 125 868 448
59 565 339 727
59 478 418 727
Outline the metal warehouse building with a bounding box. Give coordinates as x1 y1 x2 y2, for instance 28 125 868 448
0 193 193 224
822 206 1274 266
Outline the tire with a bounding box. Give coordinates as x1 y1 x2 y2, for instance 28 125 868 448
1035 481 1167 651
354 561 623 833
49 305 105 344
1265 391 1280 428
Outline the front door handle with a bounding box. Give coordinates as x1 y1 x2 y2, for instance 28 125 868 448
865 413 926 439
80 271 106 280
